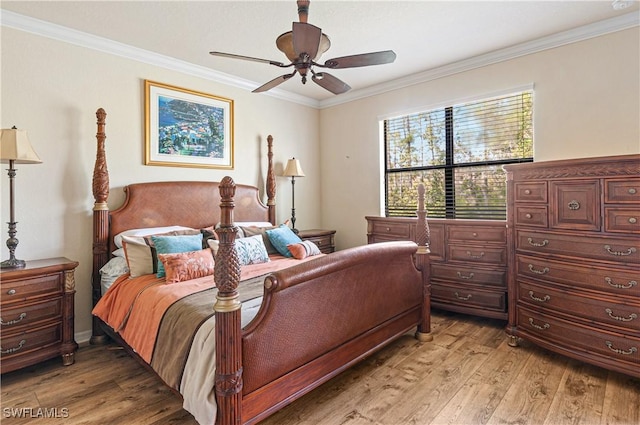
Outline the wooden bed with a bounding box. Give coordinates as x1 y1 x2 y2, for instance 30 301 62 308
89 108 432 425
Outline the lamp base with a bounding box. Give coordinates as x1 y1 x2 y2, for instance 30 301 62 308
1 258 26 269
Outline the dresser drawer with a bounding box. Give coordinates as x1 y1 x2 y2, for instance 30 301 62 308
515 230 640 265
447 225 506 243
514 205 548 228
517 306 640 367
550 180 600 231
605 178 640 203
1 321 62 361
370 221 411 239
605 207 640 234
516 254 640 298
448 244 507 265
514 181 547 202
432 283 506 312
1 274 62 302
519 279 639 331
0 297 63 330
431 263 506 288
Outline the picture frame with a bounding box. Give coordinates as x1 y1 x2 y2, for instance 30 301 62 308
144 80 234 169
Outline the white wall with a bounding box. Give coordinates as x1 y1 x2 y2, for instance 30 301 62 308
319 28 640 250
1 27 321 342
2 24 638 343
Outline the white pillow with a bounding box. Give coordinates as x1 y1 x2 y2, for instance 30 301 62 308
99 256 129 294
113 226 196 249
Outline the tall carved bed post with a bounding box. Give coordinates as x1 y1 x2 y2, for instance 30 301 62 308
414 184 433 342
266 135 276 225
90 108 109 344
214 177 243 424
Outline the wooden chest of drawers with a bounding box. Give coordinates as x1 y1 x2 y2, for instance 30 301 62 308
505 154 640 378
1 257 78 374
366 217 508 319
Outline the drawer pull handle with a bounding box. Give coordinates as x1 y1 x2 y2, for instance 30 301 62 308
629 188 637 195
605 308 637 322
6 289 16 296
527 238 549 247
525 213 532 219
528 318 550 330
528 291 550 302
0 312 26 326
1 339 26 354
528 264 549 275
605 341 637 356
604 245 636 256
472 232 478 238
456 272 474 280
604 277 637 289
466 251 485 259
454 292 472 301
629 217 637 224
568 200 580 210
524 189 531 195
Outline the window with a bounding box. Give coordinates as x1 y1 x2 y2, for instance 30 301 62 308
384 90 533 220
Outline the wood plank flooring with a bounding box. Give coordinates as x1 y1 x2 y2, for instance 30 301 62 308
2 310 639 425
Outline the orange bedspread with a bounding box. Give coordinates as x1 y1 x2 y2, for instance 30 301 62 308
92 255 317 363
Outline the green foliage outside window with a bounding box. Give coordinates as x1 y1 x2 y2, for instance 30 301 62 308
385 91 533 219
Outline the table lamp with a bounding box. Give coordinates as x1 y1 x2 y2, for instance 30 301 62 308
282 157 305 234
1 127 42 269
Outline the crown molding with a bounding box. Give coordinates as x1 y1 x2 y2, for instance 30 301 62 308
318 11 639 109
2 9 637 110
0 10 320 108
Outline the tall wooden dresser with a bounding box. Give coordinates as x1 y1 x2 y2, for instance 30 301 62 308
504 154 640 378
366 217 508 319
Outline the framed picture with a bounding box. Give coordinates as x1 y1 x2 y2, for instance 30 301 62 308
145 80 234 169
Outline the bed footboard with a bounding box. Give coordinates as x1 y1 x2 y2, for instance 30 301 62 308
213 178 431 425
241 241 424 422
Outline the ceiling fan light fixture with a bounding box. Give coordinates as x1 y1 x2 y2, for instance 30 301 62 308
276 31 331 62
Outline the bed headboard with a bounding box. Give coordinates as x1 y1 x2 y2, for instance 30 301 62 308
90 108 276 341
108 181 271 255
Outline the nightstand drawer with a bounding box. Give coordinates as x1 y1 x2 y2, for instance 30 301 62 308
1 274 62 302
0 297 63 330
1 321 62 361
297 229 336 254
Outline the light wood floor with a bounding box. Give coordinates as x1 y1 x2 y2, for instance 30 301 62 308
2 310 639 425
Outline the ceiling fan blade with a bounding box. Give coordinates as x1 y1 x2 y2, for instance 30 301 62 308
292 22 322 60
312 72 351 95
321 50 397 69
210 51 287 68
252 71 297 93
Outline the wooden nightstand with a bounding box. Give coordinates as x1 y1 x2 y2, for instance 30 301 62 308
297 229 336 254
0 257 79 374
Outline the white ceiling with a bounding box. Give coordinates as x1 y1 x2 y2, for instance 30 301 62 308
2 1 639 106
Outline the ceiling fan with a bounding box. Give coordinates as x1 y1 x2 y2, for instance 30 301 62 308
209 0 396 95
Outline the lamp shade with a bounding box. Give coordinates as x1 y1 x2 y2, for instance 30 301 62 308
0 128 42 164
283 158 305 177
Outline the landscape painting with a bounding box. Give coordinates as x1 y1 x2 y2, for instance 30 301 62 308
145 80 234 169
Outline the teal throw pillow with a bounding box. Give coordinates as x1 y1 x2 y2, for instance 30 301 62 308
151 234 203 277
265 224 302 257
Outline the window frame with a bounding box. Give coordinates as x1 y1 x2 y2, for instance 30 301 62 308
383 88 534 220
